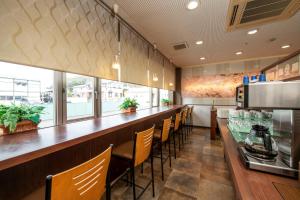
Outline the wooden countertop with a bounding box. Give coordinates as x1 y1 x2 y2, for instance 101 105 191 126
217 118 300 200
0 105 183 171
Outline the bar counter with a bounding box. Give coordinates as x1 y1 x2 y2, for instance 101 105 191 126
0 105 183 199
217 118 300 200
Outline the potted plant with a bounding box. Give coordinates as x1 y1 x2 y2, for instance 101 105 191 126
0 104 45 136
161 98 171 106
119 98 139 113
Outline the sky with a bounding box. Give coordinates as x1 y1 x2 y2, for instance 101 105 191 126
0 61 54 90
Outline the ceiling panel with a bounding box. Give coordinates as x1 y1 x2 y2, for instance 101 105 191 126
102 0 300 67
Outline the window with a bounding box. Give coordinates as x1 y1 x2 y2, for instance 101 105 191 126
0 61 55 127
152 88 158 107
101 79 151 116
66 73 94 120
159 89 169 106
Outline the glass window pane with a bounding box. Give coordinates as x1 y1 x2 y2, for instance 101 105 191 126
0 61 55 127
101 79 151 116
66 73 94 120
152 88 158 107
159 89 169 106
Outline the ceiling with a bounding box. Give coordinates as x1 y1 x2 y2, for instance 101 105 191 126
102 0 300 68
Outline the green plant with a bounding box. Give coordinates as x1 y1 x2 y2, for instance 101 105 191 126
0 104 44 133
161 99 170 104
119 98 139 110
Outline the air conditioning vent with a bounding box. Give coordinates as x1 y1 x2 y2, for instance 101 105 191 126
230 5 239 26
226 0 300 31
173 42 189 50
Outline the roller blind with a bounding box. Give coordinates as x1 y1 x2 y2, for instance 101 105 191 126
0 0 176 88
120 24 148 85
163 59 175 91
149 48 164 88
0 0 118 80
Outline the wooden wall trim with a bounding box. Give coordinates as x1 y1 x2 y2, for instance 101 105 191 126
261 49 300 73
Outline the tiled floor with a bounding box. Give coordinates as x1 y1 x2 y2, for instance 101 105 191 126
111 128 235 200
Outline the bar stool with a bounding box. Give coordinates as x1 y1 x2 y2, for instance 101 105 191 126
45 145 113 200
190 106 194 132
187 106 193 134
181 109 188 143
153 117 172 181
187 107 192 135
171 112 182 159
112 126 155 200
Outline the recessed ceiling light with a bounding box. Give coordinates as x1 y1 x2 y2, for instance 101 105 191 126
281 44 290 49
247 29 258 35
235 51 242 55
186 0 199 10
200 57 205 60
195 40 203 45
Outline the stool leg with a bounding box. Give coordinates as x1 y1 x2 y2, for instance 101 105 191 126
131 165 136 200
178 130 181 150
168 138 172 168
181 127 184 148
160 141 164 181
173 131 177 159
141 163 143 174
151 149 155 197
106 168 111 200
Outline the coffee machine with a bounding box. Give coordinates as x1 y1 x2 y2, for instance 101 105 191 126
236 81 300 178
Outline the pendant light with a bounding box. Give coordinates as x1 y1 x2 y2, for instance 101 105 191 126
111 5 121 81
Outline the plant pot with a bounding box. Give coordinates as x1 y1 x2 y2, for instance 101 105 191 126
0 120 38 136
122 107 137 113
163 102 170 106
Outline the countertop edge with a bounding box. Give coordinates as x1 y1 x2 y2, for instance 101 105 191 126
0 105 184 171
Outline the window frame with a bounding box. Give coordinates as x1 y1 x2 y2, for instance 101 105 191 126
62 73 97 123
151 87 159 108
0 60 176 129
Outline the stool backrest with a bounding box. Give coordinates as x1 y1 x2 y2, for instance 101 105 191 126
161 117 172 142
134 126 155 166
182 109 187 124
174 112 181 131
187 107 192 117
45 145 112 200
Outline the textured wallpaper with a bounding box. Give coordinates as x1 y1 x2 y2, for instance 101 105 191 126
0 0 175 89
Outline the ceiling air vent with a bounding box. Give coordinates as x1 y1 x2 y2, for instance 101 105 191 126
173 42 189 50
230 4 239 26
226 0 300 31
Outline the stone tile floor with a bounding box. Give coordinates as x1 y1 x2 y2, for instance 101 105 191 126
110 128 235 200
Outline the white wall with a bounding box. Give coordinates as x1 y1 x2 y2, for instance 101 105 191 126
187 104 236 127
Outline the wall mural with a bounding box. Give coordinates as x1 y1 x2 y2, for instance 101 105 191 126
182 72 257 98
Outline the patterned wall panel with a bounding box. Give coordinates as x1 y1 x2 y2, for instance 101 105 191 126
120 23 148 85
0 0 118 80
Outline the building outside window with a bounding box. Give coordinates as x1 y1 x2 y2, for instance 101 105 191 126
0 61 55 127
66 73 94 120
101 79 151 116
152 88 158 107
159 89 169 106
